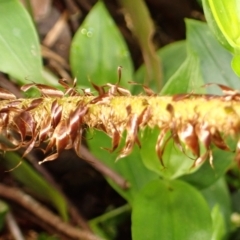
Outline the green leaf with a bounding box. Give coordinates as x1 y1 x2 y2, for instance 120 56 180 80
202 0 234 53
180 146 233 189
70 1 133 89
0 200 8 231
210 205 226 240
202 1 240 77
140 128 197 179
231 55 240 77
161 51 204 94
159 41 187 84
132 179 212 240
205 0 240 52
201 178 231 232
185 19 240 93
2 152 68 221
87 130 158 204
134 40 187 93
0 0 44 84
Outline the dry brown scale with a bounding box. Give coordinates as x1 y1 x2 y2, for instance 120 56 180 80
0 80 240 168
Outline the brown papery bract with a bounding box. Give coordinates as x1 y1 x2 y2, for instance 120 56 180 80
0 81 240 167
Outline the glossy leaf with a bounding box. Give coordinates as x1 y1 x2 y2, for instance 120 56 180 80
203 0 240 52
202 0 234 53
202 0 240 76
231 54 240 77
0 0 44 84
70 1 133 89
186 19 240 93
132 179 212 240
0 200 8 231
2 152 68 221
87 130 158 204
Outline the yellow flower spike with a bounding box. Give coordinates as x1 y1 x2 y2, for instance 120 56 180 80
1 81 240 168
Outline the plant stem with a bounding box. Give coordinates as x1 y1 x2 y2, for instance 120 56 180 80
119 0 163 90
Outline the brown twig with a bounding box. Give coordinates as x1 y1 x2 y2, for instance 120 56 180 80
28 145 129 191
41 45 70 69
43 11 68 47
0 134 91 232
48 59 72 79
0 183 101 240
64 0 80 15
1 131 128 225
0 73 22 98
41 45 71 79
63 0 82 31
6 212 25 240
26 151 92 232
14 207 68 239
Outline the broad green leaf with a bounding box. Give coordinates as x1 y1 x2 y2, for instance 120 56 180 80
186 19 240 93
0 0 44 84
205 0 240 52
202 0 234 53
161 51 204 94
0 200 8 231
180 147 233 189
132 179 212 240
202 0 240 76
201 178 231 232
70 1 133 89
210 205 226 240
2 152 68 221
134 40 187 93
159 41 187 85
87 130 158 204
231 54 240 77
